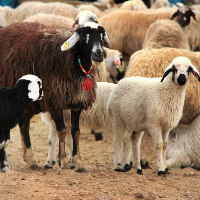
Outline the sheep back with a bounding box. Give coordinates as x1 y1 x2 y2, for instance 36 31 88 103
143 19 189 50
0 22 97 115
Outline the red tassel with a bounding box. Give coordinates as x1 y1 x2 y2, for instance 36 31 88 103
82 77 92 91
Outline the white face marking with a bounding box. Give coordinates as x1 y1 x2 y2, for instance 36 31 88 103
100 33 103 41
86 34 89 43
84 22 98 29
0 141 5 149
184 17 186 21
19 74 43 101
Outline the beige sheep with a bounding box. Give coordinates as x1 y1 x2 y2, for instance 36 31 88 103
0 1 80 24
77 4 104 18
24 13 74 29
142 19 190 50
120 0 147 11
151 0 170 9
99 8 177 63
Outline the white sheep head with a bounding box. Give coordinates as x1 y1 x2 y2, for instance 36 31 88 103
161 56 200 85
72 10 99 28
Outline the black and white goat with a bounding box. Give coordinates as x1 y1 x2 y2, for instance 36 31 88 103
0 74 43 172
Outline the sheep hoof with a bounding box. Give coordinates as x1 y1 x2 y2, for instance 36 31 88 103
165 168 170 174
141 161 151 169
130 161 133 167
124 163 132 171
94 133 103 141
114 168 124 172
75 167 87 173
29 164 40 171
45 161 56 169
157 171 166 177
1 164 10 172
137 169 143 175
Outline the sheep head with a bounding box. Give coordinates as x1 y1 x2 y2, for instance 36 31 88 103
18 74 43 101
171 5 196 27
61 22 110 64
72 10 99 28
161 56 200 85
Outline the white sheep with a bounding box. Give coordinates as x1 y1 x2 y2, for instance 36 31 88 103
165 115 200 170
72 10 99 27
0 74 43 172
125 48 200 169
0 2 80 25
107 56 200 176
41 82 116 168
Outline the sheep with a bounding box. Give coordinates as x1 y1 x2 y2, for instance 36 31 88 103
103 47 124 83
99 8 177 63
0 2 80 25
125 48 200 168
165 115 200 170
120 0 147 11
0 74 43 172
171 4 196 27
77 4 104 18
107 56 200 176
41 81 116 168
151 0 170 9
142 19 190 50
72 10 99 28
0 21 110 171
24 13 74 29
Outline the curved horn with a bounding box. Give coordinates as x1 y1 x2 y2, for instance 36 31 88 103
161 63 173 82
103 32 111 48
61 32 80 51
189 64 200 81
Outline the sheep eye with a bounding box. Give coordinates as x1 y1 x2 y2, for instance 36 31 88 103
81 34 86 40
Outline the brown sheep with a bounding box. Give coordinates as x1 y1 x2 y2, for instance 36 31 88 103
0 21 110 171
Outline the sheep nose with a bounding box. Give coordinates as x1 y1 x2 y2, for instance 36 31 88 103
177 74 186 85
94 49 103 58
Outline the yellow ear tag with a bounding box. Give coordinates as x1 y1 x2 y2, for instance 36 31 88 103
63 41 69 50
119 65 122 72
96 19 99 23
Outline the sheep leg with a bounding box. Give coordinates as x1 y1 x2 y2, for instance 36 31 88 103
0 147 9 172
71 109 85 172
0 129 10 172
113 122 125 171
149 130 166 176
45 120 59 168
52 113 68 169
162 130 170 174
131 131 144 175
120 131 132 172
19 115 38 169
65 125 75 169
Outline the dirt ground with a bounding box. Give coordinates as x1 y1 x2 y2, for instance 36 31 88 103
1 114 200 200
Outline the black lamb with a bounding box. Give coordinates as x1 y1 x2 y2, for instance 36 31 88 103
0 74 43 172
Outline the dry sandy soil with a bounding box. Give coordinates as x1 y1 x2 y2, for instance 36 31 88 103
1 114 200 200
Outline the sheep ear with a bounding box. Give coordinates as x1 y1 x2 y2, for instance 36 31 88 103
191 11 196 21
171 10 178 20
103 32 111 48
161 64 173 82
61 32 80 51
28 82 40 101
189 64 200 82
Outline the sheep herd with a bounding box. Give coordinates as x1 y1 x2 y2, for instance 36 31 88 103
0 0 200 177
